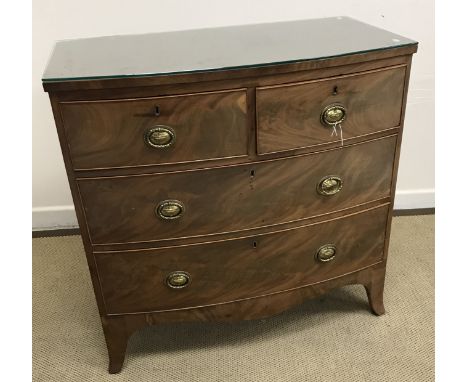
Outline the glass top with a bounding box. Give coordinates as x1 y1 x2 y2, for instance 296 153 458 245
42 17 417 82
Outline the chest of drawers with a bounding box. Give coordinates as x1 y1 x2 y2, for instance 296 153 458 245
43 17 417 373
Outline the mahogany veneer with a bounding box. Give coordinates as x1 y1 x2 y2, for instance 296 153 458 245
43 17 417 373
256 65 406 154
60 89 248 169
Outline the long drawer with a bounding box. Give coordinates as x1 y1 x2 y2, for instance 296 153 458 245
59 89 248 170
256 65 406 154
95 204 389 314
79 135 397 245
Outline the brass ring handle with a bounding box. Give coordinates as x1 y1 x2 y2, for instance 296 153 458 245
316 244 337 263
317 175 343 196
166 271 191 289
156 200 185 220
144 125 176 148
320 104 346 127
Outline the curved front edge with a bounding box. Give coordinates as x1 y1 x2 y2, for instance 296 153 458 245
100 263 385 373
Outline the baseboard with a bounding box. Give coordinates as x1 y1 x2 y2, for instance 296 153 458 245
32 205 78 231
394 188 434 210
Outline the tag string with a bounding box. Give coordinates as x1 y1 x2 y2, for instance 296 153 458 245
330 122 344 147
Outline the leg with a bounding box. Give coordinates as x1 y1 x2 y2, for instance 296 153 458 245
101 316 130 374
363 266 386 316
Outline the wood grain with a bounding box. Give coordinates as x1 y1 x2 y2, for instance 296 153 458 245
78 135 397 245
47 56 409 103
99 261 386 373
43 33 416 373
91 200 390 252
59 89 248 170
74 127 400 179
95 204 388 314
257 65 406 154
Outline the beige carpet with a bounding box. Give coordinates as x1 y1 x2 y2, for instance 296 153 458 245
32 215 434 382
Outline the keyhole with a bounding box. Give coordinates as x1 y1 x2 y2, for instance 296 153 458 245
249 169 256 190
252 241 257 248
333 86 338 96
154 105 161 116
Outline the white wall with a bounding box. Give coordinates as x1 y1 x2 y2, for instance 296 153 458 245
32 0 434 229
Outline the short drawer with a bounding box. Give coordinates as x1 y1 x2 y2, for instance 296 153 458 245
59 89 248 169
256 65 406 154
95 205 388 314
79 135 396 245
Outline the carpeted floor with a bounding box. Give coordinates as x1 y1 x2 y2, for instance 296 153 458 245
32 215 434 382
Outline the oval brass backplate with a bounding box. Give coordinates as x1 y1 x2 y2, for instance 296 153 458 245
156 200 185 220
144 125 176 148
316 244 337 263
317 175 343 196
166 271 191 289
320 104 346 127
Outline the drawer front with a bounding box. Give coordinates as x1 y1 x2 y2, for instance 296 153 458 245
256 66 406 154
60 89 248 169
79 136 396 245
96 205 388 314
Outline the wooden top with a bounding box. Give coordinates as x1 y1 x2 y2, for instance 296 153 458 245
43 17 416 84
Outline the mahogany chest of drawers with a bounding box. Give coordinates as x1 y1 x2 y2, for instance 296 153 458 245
43 17 417 373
